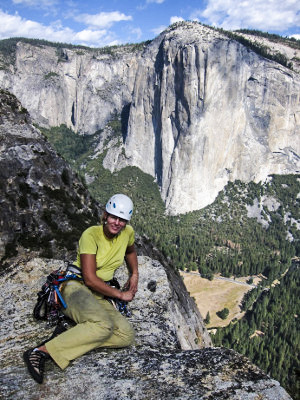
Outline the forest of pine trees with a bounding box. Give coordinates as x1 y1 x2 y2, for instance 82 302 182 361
212 263 299 400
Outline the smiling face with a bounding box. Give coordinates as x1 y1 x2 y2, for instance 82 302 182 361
103 212 127 238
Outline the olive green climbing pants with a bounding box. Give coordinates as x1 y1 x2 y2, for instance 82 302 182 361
45 281 135 370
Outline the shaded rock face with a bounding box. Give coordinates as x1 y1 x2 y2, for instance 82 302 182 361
0 89 101 268
0 23 299 214
0 257 291 400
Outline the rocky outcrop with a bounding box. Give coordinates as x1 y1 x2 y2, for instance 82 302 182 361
0 257 291 400
0 89 101 268
0 23 299 214
234 31 300 74
0 88 211 390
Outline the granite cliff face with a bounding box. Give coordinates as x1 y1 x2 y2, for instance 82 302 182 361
0 42 140 134
0 22 299 214
124 23 300 213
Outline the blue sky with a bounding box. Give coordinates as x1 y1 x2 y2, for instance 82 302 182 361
0 0 299 47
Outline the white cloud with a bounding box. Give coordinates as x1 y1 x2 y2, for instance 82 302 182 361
73 29 107 43
146 0 165 3
0 9 113 47
192 0 300 32
170 16 184 24
151 25 167 36
290 34 300 40
137 0 164 12
13 0 58 8
74 11 132 29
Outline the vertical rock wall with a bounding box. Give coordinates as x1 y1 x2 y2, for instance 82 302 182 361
1 42 140 134
125 23 300 213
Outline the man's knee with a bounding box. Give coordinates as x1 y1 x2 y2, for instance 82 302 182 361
119 322 135 346
87 319 114 340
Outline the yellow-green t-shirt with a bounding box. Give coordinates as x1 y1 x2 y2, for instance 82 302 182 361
73 225 135 281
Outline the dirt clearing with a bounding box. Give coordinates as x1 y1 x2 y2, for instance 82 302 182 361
181 272 255 328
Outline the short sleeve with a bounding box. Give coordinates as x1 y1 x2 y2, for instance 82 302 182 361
127 226 135 246
78 228 98 255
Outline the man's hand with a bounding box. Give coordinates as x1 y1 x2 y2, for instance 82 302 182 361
120 290 135 302
124 272 138 290
128 274 138 294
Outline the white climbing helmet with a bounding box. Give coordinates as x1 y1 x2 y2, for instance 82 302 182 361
106 194 133 221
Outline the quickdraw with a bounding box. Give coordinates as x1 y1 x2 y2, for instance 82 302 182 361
105 278 132 318
33 266 82 327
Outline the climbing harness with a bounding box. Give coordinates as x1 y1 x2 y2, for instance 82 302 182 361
33 265 82 327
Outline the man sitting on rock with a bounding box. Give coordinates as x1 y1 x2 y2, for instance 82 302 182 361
23 194 139 383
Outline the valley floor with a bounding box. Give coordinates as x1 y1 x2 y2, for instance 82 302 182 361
180 272 260 328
